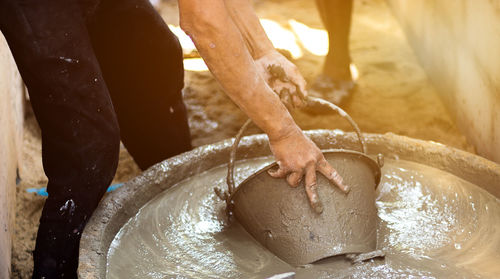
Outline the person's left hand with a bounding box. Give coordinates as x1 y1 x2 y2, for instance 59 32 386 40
255 50 308 109
267 126 349 213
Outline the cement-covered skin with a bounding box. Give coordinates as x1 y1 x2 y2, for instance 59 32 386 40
78 131 500 278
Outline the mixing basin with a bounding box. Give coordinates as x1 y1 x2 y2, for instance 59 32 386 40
78 131 500 278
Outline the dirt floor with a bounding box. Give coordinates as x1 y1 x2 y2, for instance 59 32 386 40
11 0 473 277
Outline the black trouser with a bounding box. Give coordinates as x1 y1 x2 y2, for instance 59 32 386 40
0 0 191 277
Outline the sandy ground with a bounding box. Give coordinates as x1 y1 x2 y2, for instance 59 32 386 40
11 0 473 277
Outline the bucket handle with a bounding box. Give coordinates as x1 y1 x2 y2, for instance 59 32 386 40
214 96 368 211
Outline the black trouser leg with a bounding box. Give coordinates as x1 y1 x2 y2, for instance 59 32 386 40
0 1 120 278
89 0 192 170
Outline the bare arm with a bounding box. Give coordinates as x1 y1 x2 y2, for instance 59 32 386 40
222 0 274 59
179 0 348 212
223 0 308 108
179 0 293 140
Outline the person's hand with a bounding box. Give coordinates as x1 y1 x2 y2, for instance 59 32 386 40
255 51 308 109
267 128 350 213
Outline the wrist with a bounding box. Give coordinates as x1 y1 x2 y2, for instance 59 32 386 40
252 45 275 60
267 119 302 143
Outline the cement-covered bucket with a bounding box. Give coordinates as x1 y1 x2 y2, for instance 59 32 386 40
221 97 382 266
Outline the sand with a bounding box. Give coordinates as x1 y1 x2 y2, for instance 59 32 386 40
11 0 472 277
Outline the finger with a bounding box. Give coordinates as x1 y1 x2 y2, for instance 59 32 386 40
317 158 350 193
267 165 287 178
280 89 293 110
274 79 290 90
286 171 303 187
299 86 308 100
305 165 323 214
292 68 308 99
291 94 306 108
272 88 281 97
279 88 288 102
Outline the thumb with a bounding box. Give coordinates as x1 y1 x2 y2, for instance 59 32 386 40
267 165 287 178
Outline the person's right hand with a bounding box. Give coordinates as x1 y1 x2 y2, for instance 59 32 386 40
254 50 308 109
267 127 350 213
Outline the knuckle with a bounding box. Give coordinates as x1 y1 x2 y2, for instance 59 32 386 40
316 150 325 158
317 161 327 169
306 154 317 164
307 182 317 189
332 171 343 181
280 163 292 172
306 174 317 186
305 158 317 167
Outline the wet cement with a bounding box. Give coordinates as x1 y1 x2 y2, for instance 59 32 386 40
106 158 500 279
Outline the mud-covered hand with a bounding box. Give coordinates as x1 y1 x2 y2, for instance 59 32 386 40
267 128 350 213
255 51 308 108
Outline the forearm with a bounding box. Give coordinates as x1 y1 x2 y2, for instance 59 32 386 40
223 0 274 59
179 0 298 140
179 0 347 209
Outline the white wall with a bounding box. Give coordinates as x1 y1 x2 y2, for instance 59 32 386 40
0 32 24 278
387 0 500 162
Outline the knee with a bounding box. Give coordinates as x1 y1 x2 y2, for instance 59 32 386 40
75 110 121 191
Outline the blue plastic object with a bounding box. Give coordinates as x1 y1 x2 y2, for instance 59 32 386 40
26 183 125 197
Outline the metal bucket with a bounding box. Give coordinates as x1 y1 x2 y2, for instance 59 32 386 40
221 97 382 266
